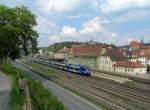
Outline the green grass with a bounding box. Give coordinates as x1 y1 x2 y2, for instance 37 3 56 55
10 76 25 110
28 79 68 110
24 61 57 75
0 64 68 110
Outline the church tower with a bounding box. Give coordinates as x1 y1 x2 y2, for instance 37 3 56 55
141 37 144 49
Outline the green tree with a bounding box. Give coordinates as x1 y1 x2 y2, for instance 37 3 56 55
0 5 38 63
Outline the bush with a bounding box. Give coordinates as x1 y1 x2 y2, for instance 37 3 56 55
0 64 17 76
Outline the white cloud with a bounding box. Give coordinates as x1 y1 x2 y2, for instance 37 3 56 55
101 0 150 13
67 14 88 19
57 16 118 44
80 16 109 34
114 10 150 24
36 16 57 34
61 26 77 35
37 0 80 13
36 16 59 46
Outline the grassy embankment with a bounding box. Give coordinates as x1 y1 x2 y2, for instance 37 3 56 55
0 64 68 110
22 61 111 110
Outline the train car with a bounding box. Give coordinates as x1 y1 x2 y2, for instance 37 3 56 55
64 64 91 76
33 59 91 76
49 62 65 69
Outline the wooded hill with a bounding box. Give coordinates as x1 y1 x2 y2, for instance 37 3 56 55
39 41 117 52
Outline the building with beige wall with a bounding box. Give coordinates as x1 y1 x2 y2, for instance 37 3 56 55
55 47 69 61
68 44 104 69
114 61 147 74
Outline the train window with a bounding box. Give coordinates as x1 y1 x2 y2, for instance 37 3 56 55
75 68 79 71
67 66 73 69
80 68 85 71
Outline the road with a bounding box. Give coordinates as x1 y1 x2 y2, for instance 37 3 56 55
0 71 11 110
14 63 101 110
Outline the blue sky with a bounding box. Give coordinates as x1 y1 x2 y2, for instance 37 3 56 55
0 0 150 47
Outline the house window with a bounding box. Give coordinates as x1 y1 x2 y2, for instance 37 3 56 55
132 69 134 72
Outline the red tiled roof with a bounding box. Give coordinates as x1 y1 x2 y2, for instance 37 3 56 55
130 41 140 49
142 45 150 49
107 48 127 61
70 44 104 57
140 49 150 58
131 48 150 58
114 61 145 68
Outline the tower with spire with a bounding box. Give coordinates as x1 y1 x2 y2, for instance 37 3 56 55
141 37 144 49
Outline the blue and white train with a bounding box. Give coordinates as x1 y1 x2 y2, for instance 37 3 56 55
33 60 91 76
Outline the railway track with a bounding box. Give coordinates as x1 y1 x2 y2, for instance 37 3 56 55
79 77 150 102
21 61 150 110
38 70 150 110
91 76 150 95
19 62 127 110
60 76 150 109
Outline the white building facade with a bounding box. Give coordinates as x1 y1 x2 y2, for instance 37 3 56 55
98 47 147 74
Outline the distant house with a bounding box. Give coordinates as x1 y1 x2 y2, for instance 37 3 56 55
98 47 126 72
38 49 43 55
141 48 150 65
129 41 141 51
55 47 69 61
113 61 146 74
129 47 150 66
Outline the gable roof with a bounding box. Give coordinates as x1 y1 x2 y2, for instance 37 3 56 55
114 61 145 68
101 47 127 61
130 48 150 58
70 44 104 57
108 48 127 61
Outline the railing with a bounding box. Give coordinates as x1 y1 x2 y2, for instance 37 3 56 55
18 78 32 110
24 83 32 110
